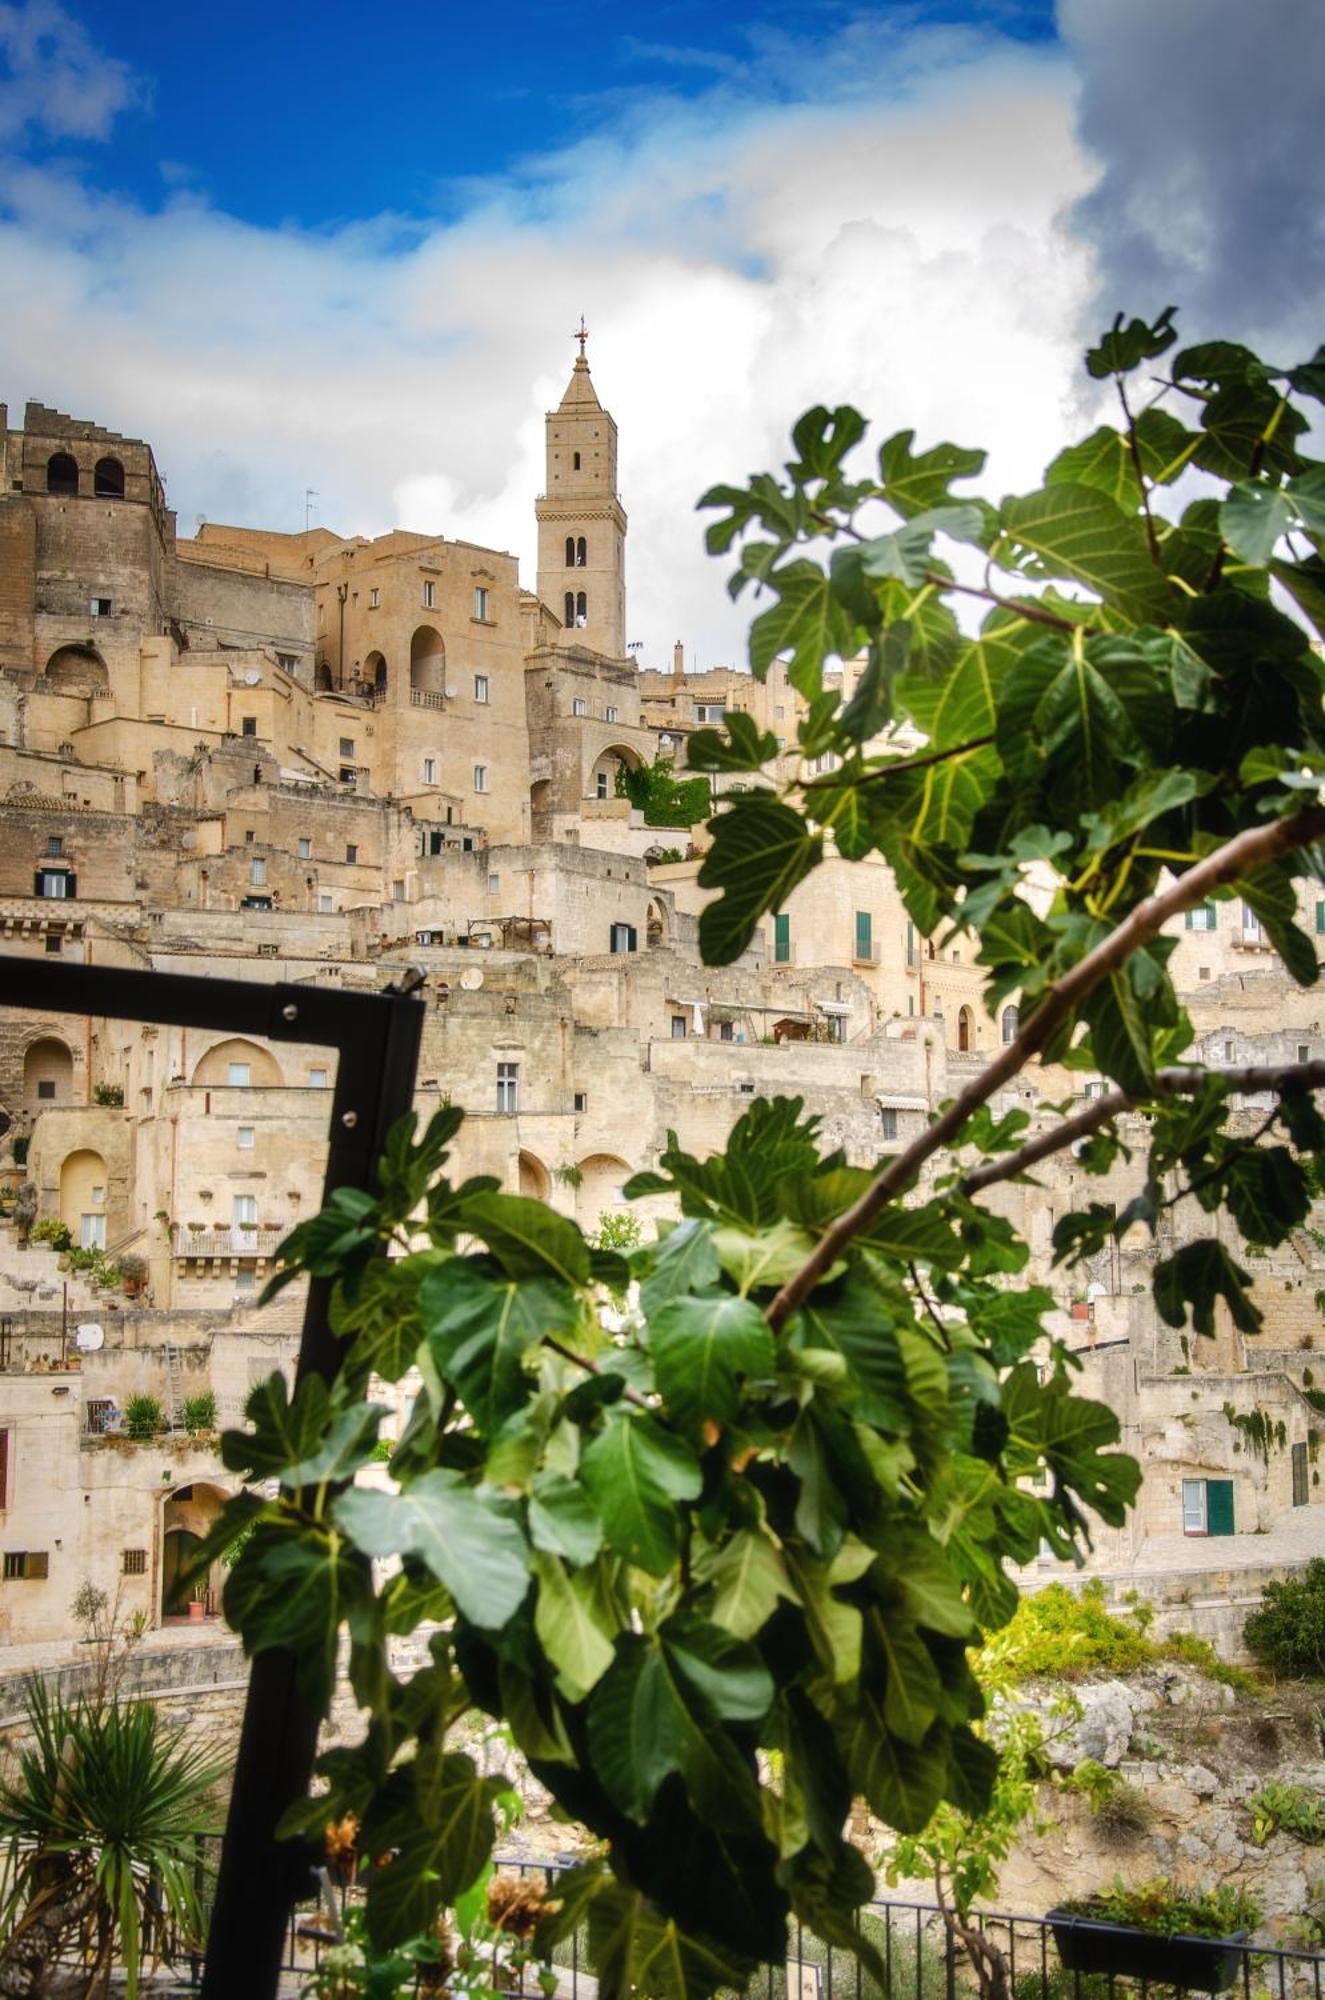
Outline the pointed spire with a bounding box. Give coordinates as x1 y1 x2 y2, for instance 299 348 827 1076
558 317 602 410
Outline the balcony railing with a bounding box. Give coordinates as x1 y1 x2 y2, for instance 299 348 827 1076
173 1226 285 1260
410 687 447 711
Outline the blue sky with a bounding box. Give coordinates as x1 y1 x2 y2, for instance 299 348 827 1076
0 0 1320 665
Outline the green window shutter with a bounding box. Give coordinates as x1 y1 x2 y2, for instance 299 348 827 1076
1316 900 1325 936
855 911 872 957
1206 1479 1235 1536
1207 902 1217 930
773 914 790 963
1184 909 1196 931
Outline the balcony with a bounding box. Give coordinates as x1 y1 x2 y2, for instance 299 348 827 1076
410 688 447 712
853 941 880 964
173 1226 285 1262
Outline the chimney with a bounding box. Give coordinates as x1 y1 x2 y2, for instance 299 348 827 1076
672 640 685 684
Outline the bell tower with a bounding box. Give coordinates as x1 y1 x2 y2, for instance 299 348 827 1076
535 322 627 658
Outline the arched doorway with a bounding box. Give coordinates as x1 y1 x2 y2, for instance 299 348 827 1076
410 626 446 695
365 650 387 690
161 1483 227 1621
957 1006 973 1053
577 1153 631 1227
93 456 125 499
518 1151 550 1202
23 1035 73 1113
44 645 108 694
646 900 667 947
589 744 641 803
59 1149 108 1249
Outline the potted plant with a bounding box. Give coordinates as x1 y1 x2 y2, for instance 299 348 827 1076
188 1583 208 1622
1047 1880 1261 1992
118 1252 148 1296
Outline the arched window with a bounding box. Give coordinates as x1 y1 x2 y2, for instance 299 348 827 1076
564 592 575 626
93 456 125 499
46 452 78 496
1001 1004 1019 1044
575 536 587 566
565 536 575 567
957 1006 973 1053
573 451 581 470
575 591 587 627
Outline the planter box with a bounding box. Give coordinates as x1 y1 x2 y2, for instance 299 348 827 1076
1047 1912 1249 1992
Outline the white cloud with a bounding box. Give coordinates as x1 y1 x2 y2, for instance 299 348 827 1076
0 0 141 143
0 9 1101 669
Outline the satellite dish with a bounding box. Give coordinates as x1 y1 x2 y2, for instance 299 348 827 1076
444 686 457 699
244 669 261 686
74 1324 104 1352
459 967 484 991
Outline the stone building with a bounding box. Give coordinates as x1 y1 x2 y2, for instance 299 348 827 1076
0 346 1320 1657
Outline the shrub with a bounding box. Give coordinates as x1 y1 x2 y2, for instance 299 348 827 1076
92 1082 124 1106
181 1391 217 1435
11 1135 28 1166
1248 1781 1325 1845
123 1394 163 1441
1161 1629 1259 1692
65 1244 104 1274
1244 1558 1325 1677
30 1217 73 1251
118 1252 148 1286
615 757 711 827
1058 1879 1261 1937
986 1581 1155 1682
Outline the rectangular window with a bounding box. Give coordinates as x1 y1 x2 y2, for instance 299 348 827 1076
233 1194 258 1234
1317 900 1325 935
89 597 111 618
496 1061 519 1114
572 698 587 717
1292 1441 1309 1507
46 836 63 858
244 829 254 843
671 1015 687 1039
609 923 638 954
2 1552 48 1580
1183 1477 1235 1537
308 1067 328 1088
227 1062 251 1087
854 910 873 962
474 674 489 703
1299 1044 1311 1064
250 857 266 886
297 836 311 859
44 934 61 954
369 588 380 608
339 737 355 759
37 1079 54 1099
237 1125 255 1149
573 1092 587 1112
719 1021 734 1042
880 1107 898 1141
392 879 405 901
474 587 490 621
1186 902 1217 931
605 705 618 723
345 844 358 863
241 716 257 737
0 1428 7 1508
1084 1079 1106 1100
422 757 437 784
1242 903 1263 941
596 771 609 799
35 869 72 899
318 893 333 913
474 766 488 793
905 920 917 967
422 581 436 609
774 913 790 964
122 1548 147 1576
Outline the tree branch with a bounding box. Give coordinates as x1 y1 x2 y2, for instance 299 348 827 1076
924 573 1089 635
765 805 1325 1331
960 1058 1325 1195
801 734 995 794
542 1335 651 1408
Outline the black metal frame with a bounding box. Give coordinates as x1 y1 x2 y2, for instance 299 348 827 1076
0 954 424 1996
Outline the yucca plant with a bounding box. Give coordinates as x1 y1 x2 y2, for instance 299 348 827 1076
0 1679 226 1997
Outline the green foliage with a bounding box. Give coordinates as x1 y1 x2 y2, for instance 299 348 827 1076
207 314 1325 1997
93 1082 125 1106
182 1391 218 1434
10 1136 28 1166
1159 1629 1259 1692
983 1583 1155 1682
1065 1761 1152 1844
593 1209 643 1254
30 1218 72 1251
1222 1402 1287 1461
1248 1780 1325 1845
0 1681 225 1998
123 1393 163 1441
1245 1558 1325 1677
1057 1879 1261 1939
616 757 711 828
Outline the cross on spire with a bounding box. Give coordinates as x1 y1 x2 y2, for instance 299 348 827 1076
575 315 589 360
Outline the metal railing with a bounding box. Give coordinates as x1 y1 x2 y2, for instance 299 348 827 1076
172 1226 284 1259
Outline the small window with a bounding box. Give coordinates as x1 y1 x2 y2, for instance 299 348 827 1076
573 451 581 471
423 757 437 784
576 536 586 566
854 911 873 962
1186 902 1217 932
474 587 490 621
880 1107 898 1141
392 879 405 901
719 1021 734 1042
318 893 333 913
1083 1079 1106 1100
237 1125 255 1149
1292 1441 1309 1507
605 705 617 723
774 913 790 964
596 770 609 800
671 1015 687 1039
487 873 500 893
564 592 575 626
1199 965 1211 980
227 1062 251 1087
572 698 587 717
250 858 266 886
89 597 111 618
45 836 63 858
241 716 257 737
235 1267 256 1292
474 674 489 703
496 1061 519 1114
1299 1044 1311 1064
1223 1038 1235 1061
3 1552 49 1580
1001 1005 1019 1045
244 829 254 843
345 844 358 864
1242 902 1262 939
339 738 355 760
44 934 61 954
369 588 380 609
474 766 488 793
308 1067 328 1088
609 923 638 954
35 869 72 899
573 1092 587 1113
37 1079 55 1100
297 837 311 859
276 652 297 673
905 920 917 967
1317 899 1325 936
422 581 436 609
122 1548 147 1576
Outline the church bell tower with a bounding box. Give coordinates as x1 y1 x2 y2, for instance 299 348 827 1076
535 322 627 658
